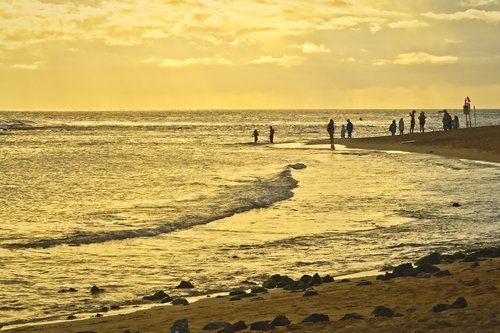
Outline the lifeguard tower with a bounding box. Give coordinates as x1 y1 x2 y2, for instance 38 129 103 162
463 96 472 128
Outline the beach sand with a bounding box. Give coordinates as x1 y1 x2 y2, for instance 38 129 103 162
340 125 500 163
3 255 499 333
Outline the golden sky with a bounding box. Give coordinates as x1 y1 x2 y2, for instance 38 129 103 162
1 0 499 110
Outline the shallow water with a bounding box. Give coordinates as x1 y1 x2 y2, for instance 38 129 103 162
0 110 499 327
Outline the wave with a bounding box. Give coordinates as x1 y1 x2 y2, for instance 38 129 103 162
5 165 301 249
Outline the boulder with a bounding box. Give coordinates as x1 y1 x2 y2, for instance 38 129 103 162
416 252 442 266
249 320 274 331
203 322 232 330
143 290 169 301
322 275 334 283
161 296 174 303
417 264 440 273
229 290 247 296
231 320 247 331
270 315 291 326
262 280 277 289
432 303 452 313
299 274 313 285
392 263 418 277
311 273 322 286
301 313 330 323
90 285 104 294
172 298 189 306
372 305 395 317
168 319 190 333
452 202 461 207
251 287 267 294
452 296 468 309
176 281 195 289
339 312 364 321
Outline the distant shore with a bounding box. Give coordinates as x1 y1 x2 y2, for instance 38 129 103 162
3 248 499 333
340 125 500 163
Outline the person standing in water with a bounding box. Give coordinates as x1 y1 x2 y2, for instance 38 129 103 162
340 124 346 139
389 120 397 136
253 129 259 143
398 118 404 135
418 112 426 133
269 126 275 143
409 110 416 133
346 119 354 138
327 119 335 149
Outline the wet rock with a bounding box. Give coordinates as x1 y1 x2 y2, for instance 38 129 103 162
168 319 189 333
299 274 313 285
452 296 468 309
249 320 274 331
110 304 120 310
432 303 452 312
322 275 334 283
231 320 247 331
66 315 77 320
469 246 500 258
90 285 104 294
303 290 318 297
161 296 173 303
311 273 322 286
339 312 364 321
143 290 169 301
251 287 267 294
176 281 195 289
392 263 419 277
203 321 232 330
289 163 306 170
59 287 78 293
270 315 291 326
262 280 277 289
452 202 461 207
99 306 109 312
229 290 247 296
376 273 393 281
372 305 396 317
357 281 373 286
301 313 330 323
172 298 189 306
417 264 441 273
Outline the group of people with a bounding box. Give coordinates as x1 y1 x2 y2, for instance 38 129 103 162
389 109 461 136
253 126 275 143
328 119 354 141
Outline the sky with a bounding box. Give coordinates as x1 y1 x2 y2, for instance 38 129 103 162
0 0 499 110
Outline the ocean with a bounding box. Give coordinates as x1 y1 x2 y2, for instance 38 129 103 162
0 109 499 327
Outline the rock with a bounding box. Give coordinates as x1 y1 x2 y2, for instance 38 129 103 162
176 281 195 289
262 280 276 289
301 313 330 323
270 274 282 282
99 306 109 312
357 281 373 286
251 287 267 294
376 273 393 281
110 304 120 310
203 322 231 330
432 303 452 312
143 290 169 301
372 305 395 317
229 290 247 296
270 315 291 326
249 320 274 331
452 202 461 207
416 252 442 266
231 320 247 331
161 296 174 303
452 296 468 309
289 163 306 170
339 312 364 321
311 273 322 286
299 274 313 285
322 275 334 283
68 287 78 292
66 315 77 320
469 246 500 258
303 290 318 297
172 298 189 306
417 263 441 273
392 263 418 277
241 280 257 285
434 269 451 277
95 313 103 317
239 292 257 298
168 319 189 333
90 285 104 294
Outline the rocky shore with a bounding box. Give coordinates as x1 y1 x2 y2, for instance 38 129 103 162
3 247 499 333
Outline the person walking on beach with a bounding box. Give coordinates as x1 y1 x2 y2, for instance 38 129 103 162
269 126 275 143
409 110 416 133
346 119 354 138
389 120 397 136
253 129 259 143
327 119 335 149
418 112 426 133
398 118 404 135
453 115 460 129
340 124 346 139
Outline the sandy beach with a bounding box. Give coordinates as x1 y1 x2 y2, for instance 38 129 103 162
340 125 500 163
3 251 499 333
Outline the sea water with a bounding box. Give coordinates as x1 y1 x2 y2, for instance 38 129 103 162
0 109 499 327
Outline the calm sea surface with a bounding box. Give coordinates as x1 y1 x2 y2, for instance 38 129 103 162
0 109 499 327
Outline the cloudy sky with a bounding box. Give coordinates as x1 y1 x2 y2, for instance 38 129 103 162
1 0 499 109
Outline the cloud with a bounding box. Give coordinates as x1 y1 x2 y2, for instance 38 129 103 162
422 9 500 24
145 56 232 68
460 0 498 7
11 61 42 70
246 55 299 66
293 42 331 54
394 52 458 65
388 20 429 29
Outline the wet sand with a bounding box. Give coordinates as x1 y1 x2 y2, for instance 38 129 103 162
341 125 500 163
3 256 499 333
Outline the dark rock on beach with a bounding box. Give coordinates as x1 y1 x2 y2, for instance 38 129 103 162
322 274 334 283
271 315 291 326
452 202 461 207
176 281 195 289
168 319 189 333
249 320 274 331
58 287 78 293
172 298 189 306
143 290 169 301
393 263 419 277
66 315 77 320
432 303 452 312
435 269 451 277
311 273 322 286
416 252 442 266
229 290 247 296
251 287 267 294
433 296 468 312
301 313 330 323
372 305 397 317
203 321 232 330
303 290 318 297
90 285 104 294
161 296 174 303
340 312 365 321
232 320 248 331
417 263 441 273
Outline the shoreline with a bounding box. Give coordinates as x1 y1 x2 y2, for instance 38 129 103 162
3 248 499 333
341 125 500 163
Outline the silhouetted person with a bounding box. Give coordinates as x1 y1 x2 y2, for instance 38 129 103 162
327 119 335 149
418 112 426 133
389 120 397 136
346 119 353 138
442 110 452 131
398 118 404 135
409 110 416 133
340 124 346 139
269 126 275 143
253 129 259 143
453 115 460 129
